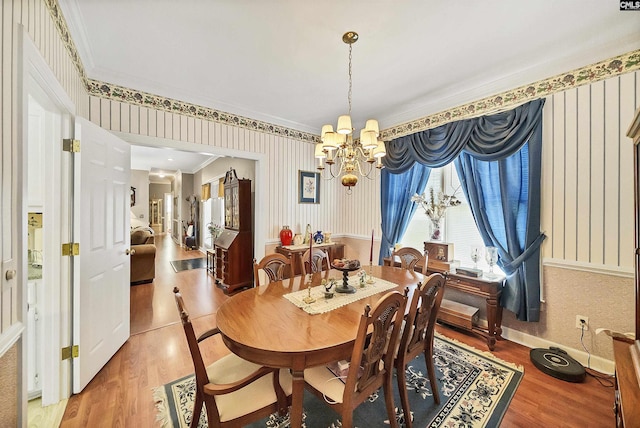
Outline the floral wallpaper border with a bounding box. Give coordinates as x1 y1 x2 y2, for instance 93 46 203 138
46 0 639 144
84 79 320 143
380 50 640 141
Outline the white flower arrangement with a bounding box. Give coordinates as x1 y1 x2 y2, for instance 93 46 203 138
410 187 462 225
207 222 223 240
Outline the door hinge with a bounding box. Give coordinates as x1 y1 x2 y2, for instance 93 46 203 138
61 345 79 361
62 243 80 256
62 138 80 152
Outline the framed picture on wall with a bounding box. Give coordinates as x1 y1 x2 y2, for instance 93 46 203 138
130 187 136 206
298 170 320 204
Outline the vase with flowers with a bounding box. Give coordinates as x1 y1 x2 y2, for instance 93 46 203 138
207 222 223 247
411 187 461 241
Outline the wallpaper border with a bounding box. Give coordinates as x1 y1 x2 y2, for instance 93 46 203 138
45 0 639 143
381 50 640 140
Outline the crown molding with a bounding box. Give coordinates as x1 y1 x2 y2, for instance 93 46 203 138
46 0 640 145
380 50 640 141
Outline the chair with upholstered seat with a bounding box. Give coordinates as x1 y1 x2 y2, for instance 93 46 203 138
173 287 292 427
303 290 408 428
394 273 446 427
299 248 330 279
392 247 428 272
253 253 292 287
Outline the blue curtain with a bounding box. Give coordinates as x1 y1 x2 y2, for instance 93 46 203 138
382 99 545 321
454 138 545 322
379 163 431 264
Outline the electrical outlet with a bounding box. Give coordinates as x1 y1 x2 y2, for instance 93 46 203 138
576 315 589 330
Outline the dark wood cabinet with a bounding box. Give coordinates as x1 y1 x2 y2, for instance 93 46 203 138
276 243 345 277
613 107 640 427
215 168 253 294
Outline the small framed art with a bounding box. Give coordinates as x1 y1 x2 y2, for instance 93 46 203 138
130 186 136 206
298 170 320 204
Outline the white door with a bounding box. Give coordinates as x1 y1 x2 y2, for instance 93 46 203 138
73 117 131 392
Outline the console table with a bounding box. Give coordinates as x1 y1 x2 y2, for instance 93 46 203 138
276 242 345 276
383 256 504 350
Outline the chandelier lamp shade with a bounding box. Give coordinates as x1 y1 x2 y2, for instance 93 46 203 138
315 31 386 191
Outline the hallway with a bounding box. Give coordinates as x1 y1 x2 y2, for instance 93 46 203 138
130 234 229 335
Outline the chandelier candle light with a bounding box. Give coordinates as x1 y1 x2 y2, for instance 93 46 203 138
315 31 387 192
411 188 462 241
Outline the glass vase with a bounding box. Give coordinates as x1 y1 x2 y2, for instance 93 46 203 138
430 218 443 241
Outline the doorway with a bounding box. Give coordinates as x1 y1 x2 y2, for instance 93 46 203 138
164 193 173 235
22 29 75 413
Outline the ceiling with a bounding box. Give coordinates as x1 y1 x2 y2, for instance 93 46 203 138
60 1 640 139
130 145 219 183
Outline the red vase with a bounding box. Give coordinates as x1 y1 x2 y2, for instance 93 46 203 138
280 225 293 246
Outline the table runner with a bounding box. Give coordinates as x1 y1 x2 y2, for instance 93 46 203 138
283 275 398 314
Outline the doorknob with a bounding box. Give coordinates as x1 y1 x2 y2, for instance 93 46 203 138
5 269 16 280
126 248 136 255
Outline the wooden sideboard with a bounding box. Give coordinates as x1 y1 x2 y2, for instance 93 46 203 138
614 106 640 427
383 256 504 350
613 338 640 427
276 243 345 276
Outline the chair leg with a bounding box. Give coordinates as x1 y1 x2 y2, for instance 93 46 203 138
383 376 399 428
341 412 353 428
396 362 412 428
424 348 440 405
191 393 203 428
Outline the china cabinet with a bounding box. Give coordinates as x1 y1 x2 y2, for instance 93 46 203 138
150 198 162 234
215 168 253 293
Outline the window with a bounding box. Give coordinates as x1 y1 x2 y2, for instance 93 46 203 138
400 164 504 274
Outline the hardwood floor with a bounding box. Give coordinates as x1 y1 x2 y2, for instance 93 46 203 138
59 234 615 427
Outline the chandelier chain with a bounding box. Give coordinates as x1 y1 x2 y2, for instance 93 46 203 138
347 42 352 116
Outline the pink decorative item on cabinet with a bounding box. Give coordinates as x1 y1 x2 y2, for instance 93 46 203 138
280 225 293 246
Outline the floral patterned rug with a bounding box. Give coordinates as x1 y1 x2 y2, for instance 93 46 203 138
153 334 523 428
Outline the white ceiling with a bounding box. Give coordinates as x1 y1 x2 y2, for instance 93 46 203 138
130 145 219 182
60 0 640 142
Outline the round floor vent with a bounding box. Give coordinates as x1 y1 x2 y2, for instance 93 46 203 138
529 347 586 383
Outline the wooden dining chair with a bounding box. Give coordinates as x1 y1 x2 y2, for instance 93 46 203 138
173 287 292 428
303 290 408 428
392 247 428 272
394 273 446 427
253 253 291 287
299 248 330 279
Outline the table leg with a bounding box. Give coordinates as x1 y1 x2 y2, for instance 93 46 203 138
486 297 498 351
290 368 305 428
495 301 504 340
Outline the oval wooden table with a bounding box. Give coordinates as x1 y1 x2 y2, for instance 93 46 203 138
216 265 424 428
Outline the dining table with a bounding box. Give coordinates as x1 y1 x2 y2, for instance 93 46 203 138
215 264 425 428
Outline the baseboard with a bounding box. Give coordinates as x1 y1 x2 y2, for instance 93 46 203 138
501 325 615 375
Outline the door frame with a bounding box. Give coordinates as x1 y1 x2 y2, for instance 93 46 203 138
19 25 75 409
114 132 268 261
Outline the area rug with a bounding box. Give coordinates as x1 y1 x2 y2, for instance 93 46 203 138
170 258 207 272
153 334 523 428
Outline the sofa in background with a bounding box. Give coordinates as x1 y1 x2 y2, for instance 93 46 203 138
130 227 156 284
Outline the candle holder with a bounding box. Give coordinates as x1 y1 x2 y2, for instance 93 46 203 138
302 274 316 304
367 262 375 284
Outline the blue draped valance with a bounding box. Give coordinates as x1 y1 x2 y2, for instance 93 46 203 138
383 98 545 171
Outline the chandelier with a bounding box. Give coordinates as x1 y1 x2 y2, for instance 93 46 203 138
315 31 386 191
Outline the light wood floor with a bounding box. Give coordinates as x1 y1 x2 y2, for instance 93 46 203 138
57 234 616 427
